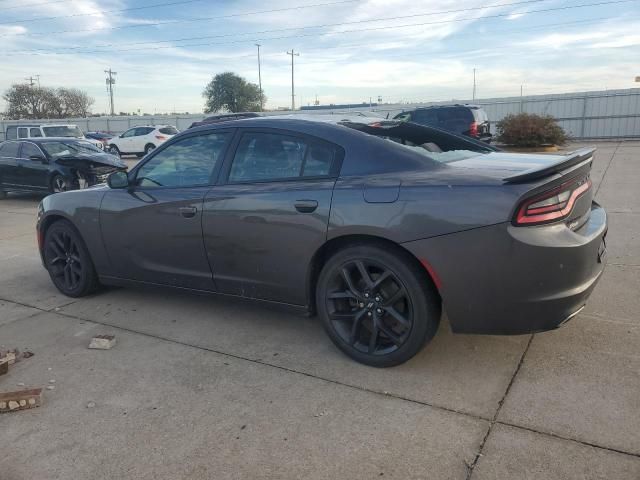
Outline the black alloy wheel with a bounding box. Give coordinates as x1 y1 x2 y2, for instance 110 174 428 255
317 245 440 367
44 220 98 297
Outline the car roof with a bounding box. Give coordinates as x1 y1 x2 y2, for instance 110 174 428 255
412 104 484 110
8 137 96 143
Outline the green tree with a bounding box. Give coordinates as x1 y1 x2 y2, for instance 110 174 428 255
202 72 263 113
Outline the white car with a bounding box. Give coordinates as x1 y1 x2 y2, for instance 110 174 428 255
107 125 179 157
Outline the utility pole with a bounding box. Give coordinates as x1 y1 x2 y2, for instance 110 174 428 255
255 44 263 111
286 49 299 111
472 68 476 101
104 68 117 116
25 76 38 87
520 85 523 113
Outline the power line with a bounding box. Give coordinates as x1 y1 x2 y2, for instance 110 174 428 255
1 0 635 56
0 0 363 32
4 0 551 52
0 0 69 11
0 0 206 25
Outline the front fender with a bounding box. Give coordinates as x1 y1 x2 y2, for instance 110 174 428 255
38 187 113 275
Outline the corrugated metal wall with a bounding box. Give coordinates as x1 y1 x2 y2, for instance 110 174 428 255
2 88 639 141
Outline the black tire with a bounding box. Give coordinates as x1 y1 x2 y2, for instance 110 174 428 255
316 244 440 367
43 220 99 297
144 143 156 155
50 174 73 193
108 145 121 156
0 190 7 200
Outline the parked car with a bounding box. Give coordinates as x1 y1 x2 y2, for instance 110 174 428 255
4 124 104 149
394 105 492 143
107 125 179 157
37 116 606 367
0 138 126 197
85 131 114 148
188 112 261 129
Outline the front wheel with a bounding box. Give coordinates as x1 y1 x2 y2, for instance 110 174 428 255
144 143 156 155
316 244 440 367
108 145 121 156
43 220 99 297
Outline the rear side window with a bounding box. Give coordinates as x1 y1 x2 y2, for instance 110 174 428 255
135 133 230 188
30 127 43 137
228 132 334 183
18 127 29 139
159 126 179 135
411 109 439 125
0 142 20 157
6 127 17 140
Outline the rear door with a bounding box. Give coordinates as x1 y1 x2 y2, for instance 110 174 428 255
100 130 233 290
0 141 22 188
17 142 49 190
202 128 342 305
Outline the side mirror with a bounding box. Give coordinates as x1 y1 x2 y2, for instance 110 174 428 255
107 171 129 189
29 155 46 163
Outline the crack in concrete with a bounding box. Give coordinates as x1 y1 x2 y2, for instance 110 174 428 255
465 334 535 479
595 141 621 197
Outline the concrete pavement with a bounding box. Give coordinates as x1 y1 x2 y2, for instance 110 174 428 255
1 141 639 479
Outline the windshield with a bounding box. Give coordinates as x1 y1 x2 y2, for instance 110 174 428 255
42 126 83 138
41 140 103 157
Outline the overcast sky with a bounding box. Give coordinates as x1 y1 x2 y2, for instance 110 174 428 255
0 0 638 113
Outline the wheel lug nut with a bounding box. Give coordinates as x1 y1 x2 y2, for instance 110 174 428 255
364 292 369 298
376 308 383 314
374 296 381 302
367 311 372 317
358 302 364 308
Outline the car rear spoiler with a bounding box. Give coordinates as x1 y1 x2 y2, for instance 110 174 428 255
503 147 596 184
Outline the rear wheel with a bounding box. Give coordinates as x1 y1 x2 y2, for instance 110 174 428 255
316 244 440 367
0 190 6 200
43 220 99 297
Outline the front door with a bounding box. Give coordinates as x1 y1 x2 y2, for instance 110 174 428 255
203 129 341 305
18 142 49 190
117 128 137 153
100 130 233 290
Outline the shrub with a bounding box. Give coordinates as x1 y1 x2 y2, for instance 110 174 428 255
496 113 568 147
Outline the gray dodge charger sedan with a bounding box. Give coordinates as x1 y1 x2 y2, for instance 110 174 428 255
36 116 607 367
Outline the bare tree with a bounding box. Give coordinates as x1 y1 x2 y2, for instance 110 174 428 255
2 84 94 119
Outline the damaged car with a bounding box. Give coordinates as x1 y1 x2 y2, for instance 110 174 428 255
0 138 127 198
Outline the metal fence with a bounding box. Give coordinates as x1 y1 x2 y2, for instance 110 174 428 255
2 87 639 141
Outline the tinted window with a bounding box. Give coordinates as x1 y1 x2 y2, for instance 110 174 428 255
0 142 20 157
21 143 44 159
135 127 154 136
411 109 438 125
18 127 29 139
121 128 136 138
30 128 43 137
229 132 333 182
159 126 179 135
136 133 229 188
42 126 83 137
6 126 17 140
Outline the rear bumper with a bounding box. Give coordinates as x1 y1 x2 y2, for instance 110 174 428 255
402 202 607 334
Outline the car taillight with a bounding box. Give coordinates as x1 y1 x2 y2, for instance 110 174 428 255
515 176 592 226
469 121 478 137
155 135 167 140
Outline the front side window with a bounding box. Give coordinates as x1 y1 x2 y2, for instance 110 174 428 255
135 133 230 188
20 143 44 159
0 142 20 157
42 126 83 137
121 128 136 138
30 128 43 137
228 132 334 183
135 127 154 136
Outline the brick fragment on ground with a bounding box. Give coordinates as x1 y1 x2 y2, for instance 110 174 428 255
0 388 43 413
88 335 116 350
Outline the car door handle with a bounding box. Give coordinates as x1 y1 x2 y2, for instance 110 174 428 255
294 200 318 213
179 206 197 218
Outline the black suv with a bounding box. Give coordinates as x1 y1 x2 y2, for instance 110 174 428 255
394 105 492 143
